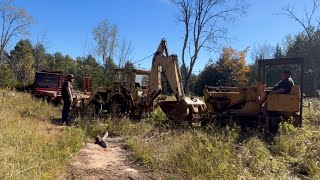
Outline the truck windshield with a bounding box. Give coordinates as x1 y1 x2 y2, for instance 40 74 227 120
34 73 60 88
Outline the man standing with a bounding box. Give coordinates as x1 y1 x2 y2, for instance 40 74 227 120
271 69 294 94
62 74 74 125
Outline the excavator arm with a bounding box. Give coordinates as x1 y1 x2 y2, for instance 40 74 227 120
148 39 205 122
149 39 184 102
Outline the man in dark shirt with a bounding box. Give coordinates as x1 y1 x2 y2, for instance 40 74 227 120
271 69 294 94
61 74 74 125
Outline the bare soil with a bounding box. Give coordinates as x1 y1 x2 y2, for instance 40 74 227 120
67 137 154 180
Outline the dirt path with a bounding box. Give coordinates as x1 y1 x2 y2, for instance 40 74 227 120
68 137 153 180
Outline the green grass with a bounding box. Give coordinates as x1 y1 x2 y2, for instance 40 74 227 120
107 99 320 179
0 90 87 179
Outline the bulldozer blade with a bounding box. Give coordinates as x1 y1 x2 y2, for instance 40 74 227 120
158 97 205 122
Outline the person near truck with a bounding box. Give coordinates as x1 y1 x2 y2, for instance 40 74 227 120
61 74 75 125
271 69 294 94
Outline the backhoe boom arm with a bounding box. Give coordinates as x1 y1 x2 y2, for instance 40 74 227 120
148 39 185 102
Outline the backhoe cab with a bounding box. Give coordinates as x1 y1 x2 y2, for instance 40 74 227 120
111 68 151 118
80 68 151 119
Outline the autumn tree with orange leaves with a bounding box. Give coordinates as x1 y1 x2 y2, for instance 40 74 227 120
215 47 250 87
216 48 250 87
194 47 250 95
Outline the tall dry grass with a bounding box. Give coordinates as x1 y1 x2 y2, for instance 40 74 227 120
2 89 319 179
0 90 86 179
107 99 320 179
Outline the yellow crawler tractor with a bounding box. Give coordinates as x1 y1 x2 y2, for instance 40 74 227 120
203 58 304 131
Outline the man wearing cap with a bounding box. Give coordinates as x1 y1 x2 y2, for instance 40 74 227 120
61 74 75 125
271 69 294 94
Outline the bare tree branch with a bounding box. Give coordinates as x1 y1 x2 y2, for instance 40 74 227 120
171 0 248 93
250 42 275 61
171 0 192 81
92 19 118 64
281 0 320 40
117 39 133 68
0 0 32 63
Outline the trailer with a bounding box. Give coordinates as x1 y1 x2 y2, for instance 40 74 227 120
33 71 92 104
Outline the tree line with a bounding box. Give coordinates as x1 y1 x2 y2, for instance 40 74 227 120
0 39 106 90
0 0 133 91
0 38 135 90
0 0 319 97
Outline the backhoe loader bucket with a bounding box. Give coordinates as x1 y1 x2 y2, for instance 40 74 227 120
158 97 205 122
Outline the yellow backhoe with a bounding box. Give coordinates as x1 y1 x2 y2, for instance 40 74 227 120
77 39 205 122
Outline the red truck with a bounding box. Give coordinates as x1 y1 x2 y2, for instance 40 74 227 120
33 71 92 104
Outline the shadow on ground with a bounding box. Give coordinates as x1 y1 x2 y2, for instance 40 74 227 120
51 118 64 126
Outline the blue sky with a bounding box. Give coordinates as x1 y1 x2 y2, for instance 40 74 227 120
11 0 312 72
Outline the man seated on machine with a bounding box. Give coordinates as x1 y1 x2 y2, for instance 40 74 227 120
270 69 294 94
259 69 294 104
